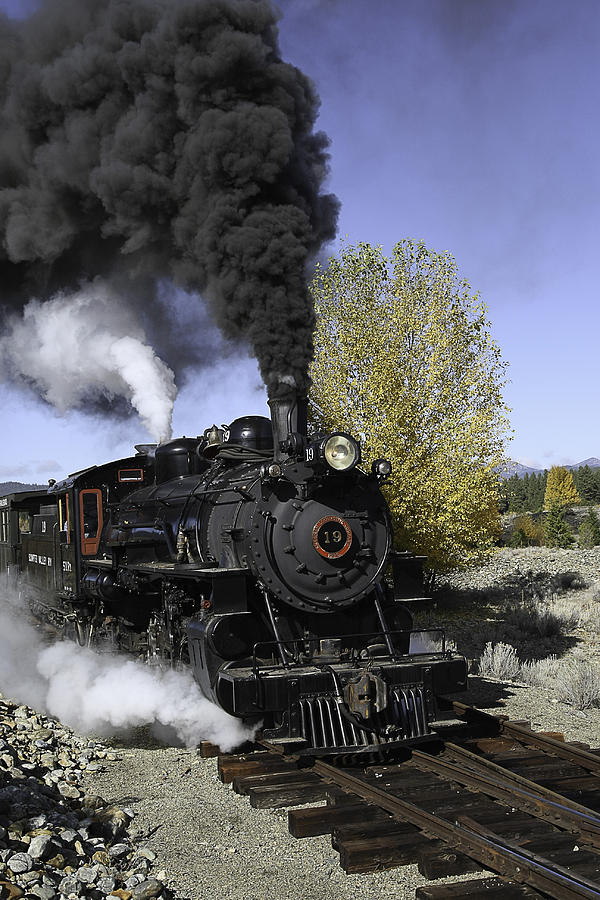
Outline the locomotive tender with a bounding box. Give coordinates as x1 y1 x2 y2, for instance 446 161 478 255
0 393 467 754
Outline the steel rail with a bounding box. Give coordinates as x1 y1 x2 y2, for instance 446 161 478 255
408 745 600 847
314 760 600 900
453 701 600 776
458 816 600 899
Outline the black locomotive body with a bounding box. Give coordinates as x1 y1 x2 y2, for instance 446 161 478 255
1 395 467 754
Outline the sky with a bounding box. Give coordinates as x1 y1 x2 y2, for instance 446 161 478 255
1 0 599 482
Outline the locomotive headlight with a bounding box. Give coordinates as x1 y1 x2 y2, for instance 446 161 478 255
323 434 359 471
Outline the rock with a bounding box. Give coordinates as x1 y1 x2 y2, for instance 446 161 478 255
29 886 56 900
94 807 129 841
108 843 129 860
75 866 97 884
58 875 78 895
17 869 40 885
58 830 77 846
131 858 150 874
135 849 156 862
131 879 163 900
8 852 33 873
27 836 53 861
110 891 133 900
92 851 111 867
98 876 116 894
80 795 104 813
57 783 80 800
0 881 24 899
45 853 66 870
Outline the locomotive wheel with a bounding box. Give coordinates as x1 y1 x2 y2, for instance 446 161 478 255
63 619 91 647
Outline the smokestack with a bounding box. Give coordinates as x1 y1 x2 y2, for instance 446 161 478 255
267 375 307 461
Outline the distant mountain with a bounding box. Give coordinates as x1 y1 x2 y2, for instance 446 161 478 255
0 481 47 495
571 457 600 470
499 458 600 480
498 461 540 479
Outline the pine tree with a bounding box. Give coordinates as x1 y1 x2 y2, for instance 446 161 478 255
520 473 530 510
530 471 546 511
543 466 580 510
544 504 574 547
506 474 527 511
579 508 600 548
574 466 595 504
591 469 600 503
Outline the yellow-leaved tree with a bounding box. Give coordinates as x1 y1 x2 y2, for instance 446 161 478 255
543 466 580 510
308 240 511 575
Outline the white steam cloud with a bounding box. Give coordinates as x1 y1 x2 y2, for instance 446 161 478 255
0 588 254 751
0 282 177 442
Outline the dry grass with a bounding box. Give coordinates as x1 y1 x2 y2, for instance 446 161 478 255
477 642 520 680
502 597 580 640
478 648 600 711
519 656 561 688
554 658 600 710
576 599 600 633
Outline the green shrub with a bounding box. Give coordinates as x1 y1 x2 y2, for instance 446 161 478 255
578 508 600 548
544 504 574 548
509 527 527 548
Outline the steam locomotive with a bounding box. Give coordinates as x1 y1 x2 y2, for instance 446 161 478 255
0 394 467 754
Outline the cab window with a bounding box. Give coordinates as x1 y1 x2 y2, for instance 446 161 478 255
18 512 32 534
79 489 103 555
59 496 71 544
118 468 144 483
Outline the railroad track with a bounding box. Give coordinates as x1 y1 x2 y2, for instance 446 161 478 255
213 702 600 899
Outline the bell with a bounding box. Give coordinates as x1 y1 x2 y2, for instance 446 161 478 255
204 424 223 458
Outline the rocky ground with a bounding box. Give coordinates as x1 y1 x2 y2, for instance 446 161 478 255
427 546 600 663
0 697 172 900
0 547 598 900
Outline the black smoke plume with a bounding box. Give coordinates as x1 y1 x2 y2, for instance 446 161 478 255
0 0 338 405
